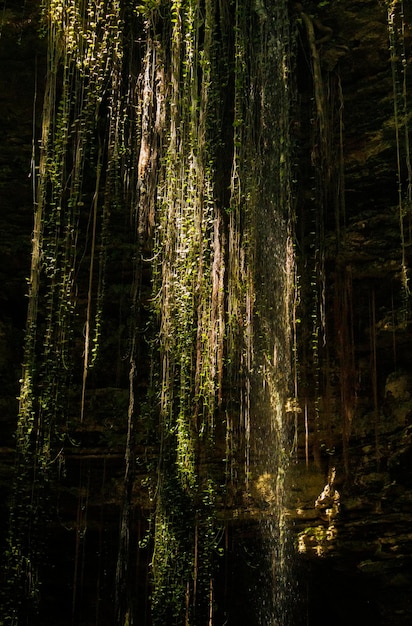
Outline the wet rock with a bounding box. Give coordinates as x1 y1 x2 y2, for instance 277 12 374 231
388 429 412 486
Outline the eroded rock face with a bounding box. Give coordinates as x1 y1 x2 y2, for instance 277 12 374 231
287 373 412 626
288 0 412 621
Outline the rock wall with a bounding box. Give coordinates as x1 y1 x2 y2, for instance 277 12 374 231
288 1 412 623
1 0 412 624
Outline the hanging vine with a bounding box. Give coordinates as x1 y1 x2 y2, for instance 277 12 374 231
293 2 353 475
147 0 225 622
3 0 127 621
4 0 297 623
144 0 296 622
387 0 411 312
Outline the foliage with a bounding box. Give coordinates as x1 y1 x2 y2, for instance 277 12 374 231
2 0 131 621
3 0 296 623
146 0 296 622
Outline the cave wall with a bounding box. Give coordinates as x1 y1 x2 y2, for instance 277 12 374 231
289 1 412 624
1 0 412 624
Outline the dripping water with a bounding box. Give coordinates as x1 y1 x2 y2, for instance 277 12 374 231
236 1 297 623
